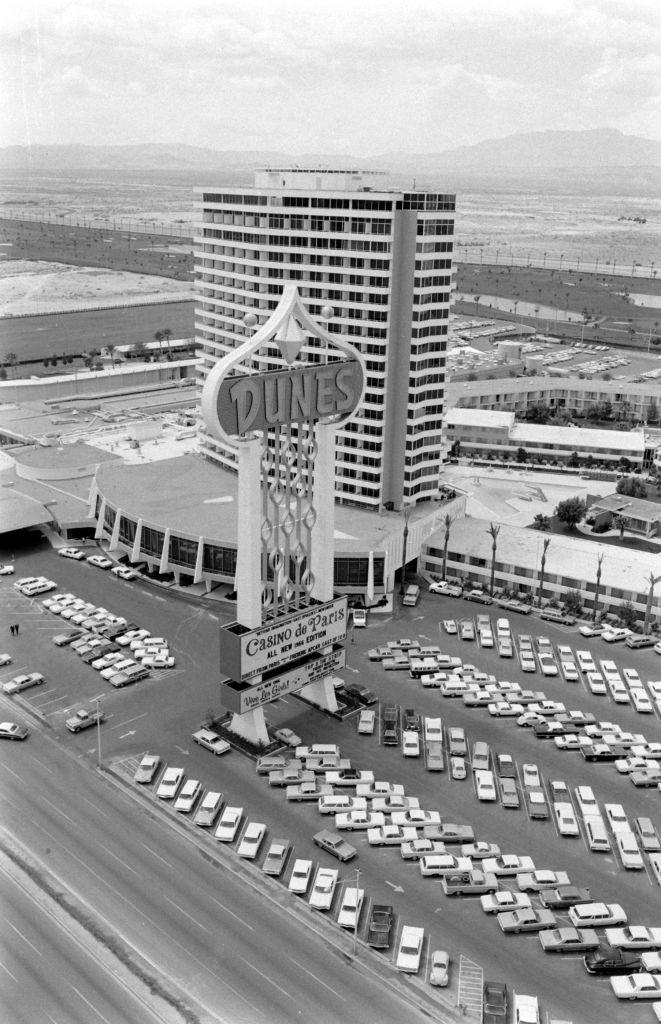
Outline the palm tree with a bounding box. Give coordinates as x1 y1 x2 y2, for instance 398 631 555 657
537 537 551 607
486 522 500 596
106 343 116 367
592 552 604 623
154 330 163 357
613 514 627 538
161 328 172 355
644 572 661 635
441 513 454 582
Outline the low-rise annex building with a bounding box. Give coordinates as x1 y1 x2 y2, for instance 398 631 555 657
442 408 650 468
422 516 660 622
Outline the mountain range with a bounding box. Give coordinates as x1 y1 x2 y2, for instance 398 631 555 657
1 130 659 190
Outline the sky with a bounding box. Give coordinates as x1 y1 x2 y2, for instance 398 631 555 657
1 0 660 154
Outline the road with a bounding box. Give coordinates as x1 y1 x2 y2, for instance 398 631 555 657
2 537 661 1022
0 735 432 1024
0 855 175 1024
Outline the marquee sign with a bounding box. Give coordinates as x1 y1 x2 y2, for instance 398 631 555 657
217 360 362 437
220 646 346 714
220 597 347 682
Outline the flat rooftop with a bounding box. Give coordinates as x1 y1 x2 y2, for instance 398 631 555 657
95 454 437 555
428 516 657 595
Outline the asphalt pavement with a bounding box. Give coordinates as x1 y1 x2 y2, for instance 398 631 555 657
1 537 660 1023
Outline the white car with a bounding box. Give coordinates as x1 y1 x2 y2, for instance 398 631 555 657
0 653 11 667
538 654 558 677
214 806 243 842
616 832 644 870
357 709 376 734
488 701 523 717
420 854 472 877
522 764 541 788
237 822 266 859
0 564 14 575
429 580 462 596
352 608 367 628
602 627 632 643
606 926 661 950
309 867 338 910
288 859 313 895
335 810 385 831
568 902 627 928
513 993 539 1023
429 950 450 987
481 890 531 915
401 839 447 861
111 565 138 580
623 668 643 688
402 730 420 757
586 672 607 695
604 804 630 835
610 974 661 1000
174 779 202 813
155 767 184 799
273 727 302 748
443 619 458 634
318 794 366 815
101 658 136 679
58 547 85 560
616 756 658 774
391 808 441 827
3 672 45 694
575 785 599 819
371 795 420 813
356 781 404 799
576 650 596 673
131 636 167 651
475 770 497 802
516 870 570 892
600 659 623 682
337 886 364 928
91 651 125 671
141 653 176 669
117 628 151 647
579 624 604 637
450 757 467 780
554 802 580 837
632 690 654 713
529 700 565 717
560 661 579 682
193 791 224 827
396 925 424 973
367 825 418 847
86 554 113 570
482 855 535 877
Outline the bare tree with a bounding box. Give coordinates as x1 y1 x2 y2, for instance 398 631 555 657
486 522 500 596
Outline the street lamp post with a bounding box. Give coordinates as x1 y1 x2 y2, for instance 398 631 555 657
94 696 102 767
593 552 604 623
399 504 412 597
353 867 360 956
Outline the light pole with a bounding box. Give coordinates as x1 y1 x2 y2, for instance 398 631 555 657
593 552 604 623
94 696 102 767
644 572 661 635
353 867 360 955
399 504 412 597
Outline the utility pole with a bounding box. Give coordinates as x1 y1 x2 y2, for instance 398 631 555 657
94 696 102 767
353 867 360 956
399 505 412 597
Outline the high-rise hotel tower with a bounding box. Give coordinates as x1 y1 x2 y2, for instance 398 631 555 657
195 169 455 511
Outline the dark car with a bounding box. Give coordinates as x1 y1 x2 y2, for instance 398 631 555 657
464 589 493 605
312 829 356 862
483 979 507 1023
403 708 421 732
539 885 592 910
367 903 394 948
344 683 377 706
382 704 399 745
584 946 643 975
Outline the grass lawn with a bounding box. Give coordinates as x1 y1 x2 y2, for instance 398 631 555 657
0 218 192 281
528 515 661 555
455 263 661 348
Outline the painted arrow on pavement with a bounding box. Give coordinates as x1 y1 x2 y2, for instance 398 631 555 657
385 881 404 893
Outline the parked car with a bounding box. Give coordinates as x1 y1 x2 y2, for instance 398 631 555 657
584 946 643 975
498 908 556 934
261 838 291 876
366 903 394 948
155 767 184 800
193 791 224 828
429 949 450 987
539 927 600 954
133 753 161 784
3 671 44 694
482 981 508 1024
86 554 113 570
0 721 30 741
312 829 356 861
214 806 244 842
288 859 313 895
610 974 661 1000
237 822 266 859
395 925 425 972
174 779 202 813
539 886 592 910
357 709 376 734
337 886 364 929
481 891 532 915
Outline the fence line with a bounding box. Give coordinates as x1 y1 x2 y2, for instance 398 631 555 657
456 246 657 279
0 210 194 239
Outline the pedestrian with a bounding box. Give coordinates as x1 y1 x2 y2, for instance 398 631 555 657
10 625 14 637
15 623 19 635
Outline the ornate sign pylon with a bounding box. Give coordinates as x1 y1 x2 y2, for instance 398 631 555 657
202 286 366 744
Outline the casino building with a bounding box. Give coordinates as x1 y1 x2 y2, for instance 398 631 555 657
195 168 455 512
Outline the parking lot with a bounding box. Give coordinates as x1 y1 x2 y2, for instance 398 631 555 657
1 543 660 1024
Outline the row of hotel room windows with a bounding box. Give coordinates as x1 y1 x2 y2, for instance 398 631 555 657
450 435 641 457
200 194 455 211
426 547 645 603
98 503 384 587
